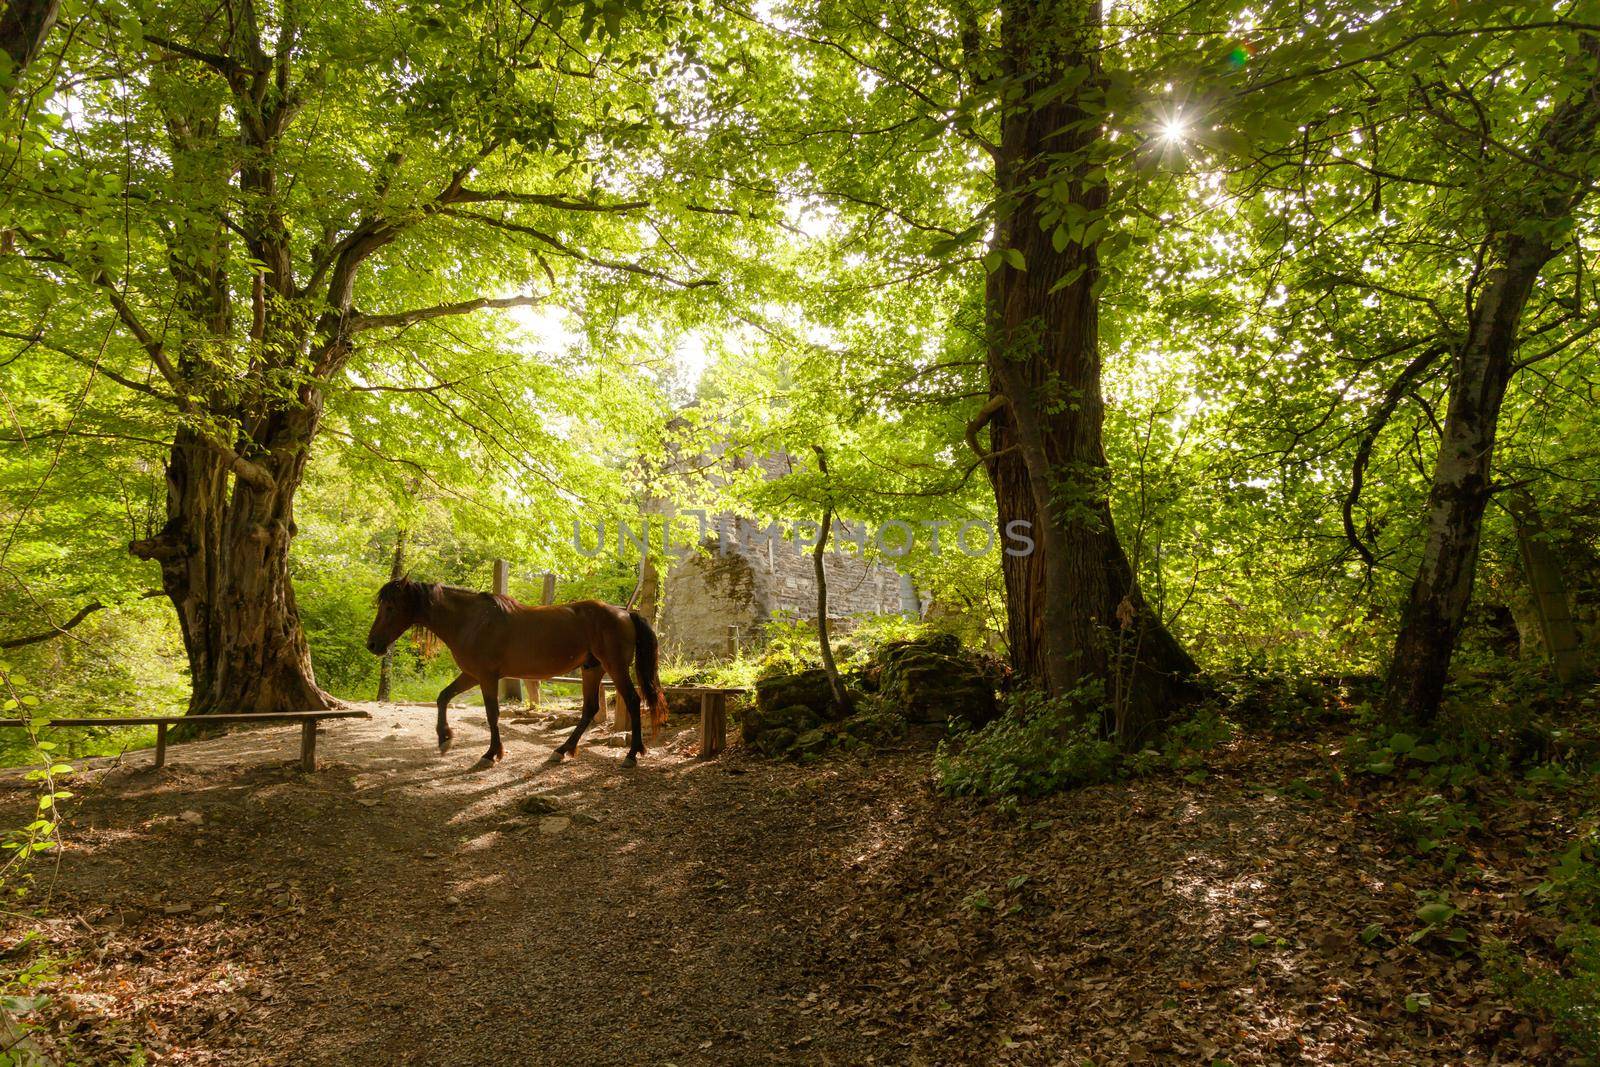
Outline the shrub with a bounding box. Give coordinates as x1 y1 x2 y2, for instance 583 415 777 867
935 686 1121 802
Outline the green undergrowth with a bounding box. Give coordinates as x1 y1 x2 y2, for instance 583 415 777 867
934 683 1238 808
1489 830 1600 1062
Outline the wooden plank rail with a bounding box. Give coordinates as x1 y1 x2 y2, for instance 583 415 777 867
0 710 369 771
539 677 744 759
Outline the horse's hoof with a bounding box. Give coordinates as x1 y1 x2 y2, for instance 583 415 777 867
621 753 638 769
438 736 453 755
546 749 566 764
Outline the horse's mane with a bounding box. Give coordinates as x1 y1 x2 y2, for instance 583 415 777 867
376 576 443 617
377 577 521 617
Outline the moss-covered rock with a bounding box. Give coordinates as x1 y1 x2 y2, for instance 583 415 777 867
793 727 832 757
873 634 998 729
755 668 834 715
742 668 934 759
753 667 861 722
741 703 822 743
842 709 907 745
755 727 798 757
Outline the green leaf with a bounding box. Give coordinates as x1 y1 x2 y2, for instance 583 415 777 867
1415 901 1455 925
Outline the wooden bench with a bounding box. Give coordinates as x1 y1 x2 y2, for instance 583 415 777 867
543 677 745 759
0 710 370 770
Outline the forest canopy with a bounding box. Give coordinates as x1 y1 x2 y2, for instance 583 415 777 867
1 0 1597 736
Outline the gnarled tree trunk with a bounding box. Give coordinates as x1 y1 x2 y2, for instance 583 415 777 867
981 0 1196 742
134 402 332 714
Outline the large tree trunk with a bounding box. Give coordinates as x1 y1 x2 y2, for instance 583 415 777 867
0 0 59 94
1383 33 1600 725
983 0 1196 742
133 402 333 714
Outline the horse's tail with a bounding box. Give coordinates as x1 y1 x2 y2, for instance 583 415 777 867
630 609 669 738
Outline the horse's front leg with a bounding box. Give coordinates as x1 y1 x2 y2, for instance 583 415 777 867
436 671 477 755
551 664 604 762
477 677 505 767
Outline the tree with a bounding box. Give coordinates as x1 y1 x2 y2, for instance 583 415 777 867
1190 3 1600 720
374 527 406 702
0 0 58 97
1382 32 1600 722
752 0 1199 738
976 0 1197 735
809 446 852 719
5 0 758 713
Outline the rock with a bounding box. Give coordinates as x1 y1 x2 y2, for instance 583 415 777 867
742 703 822 744
570 811 600 826
445 895 462 907
178 810 204 825
754 669 837 718
754 727 798 757
841 709 906 746
163 902 191 915
519 794 561 815
873 635 998 728
539 816 570 834
792 728 832 757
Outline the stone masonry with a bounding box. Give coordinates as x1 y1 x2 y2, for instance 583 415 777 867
655 454 917 661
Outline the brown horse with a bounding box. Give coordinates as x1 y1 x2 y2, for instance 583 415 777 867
365 578 669 767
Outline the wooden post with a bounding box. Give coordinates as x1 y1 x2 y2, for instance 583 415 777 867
494 559 524 703
300 719 317 772
610 686 627 733
699 691 726 759
154 722 167 769
525 572 557 709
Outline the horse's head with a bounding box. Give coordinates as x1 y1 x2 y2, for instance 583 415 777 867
367 578 433 655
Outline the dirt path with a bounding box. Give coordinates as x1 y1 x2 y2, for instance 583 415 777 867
1 704 899 1065
0 705 1576 1064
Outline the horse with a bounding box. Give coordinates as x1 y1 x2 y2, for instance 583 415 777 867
364 577 669 768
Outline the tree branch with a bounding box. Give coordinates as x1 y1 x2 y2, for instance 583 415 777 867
439 208 717 289
1343 343 1450 568
0 591 163 650
348 294 546 333
451 188 650 213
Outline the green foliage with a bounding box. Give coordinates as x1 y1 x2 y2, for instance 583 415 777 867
1492 833 1600 1060
1125 708 1238 777
0 665 73 900
936 687 1123 803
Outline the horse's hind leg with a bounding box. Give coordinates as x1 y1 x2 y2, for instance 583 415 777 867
613 673 645 768
551 664 604 762
436 672 477 755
